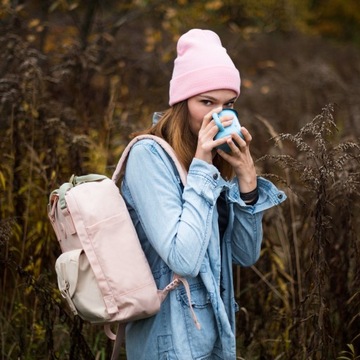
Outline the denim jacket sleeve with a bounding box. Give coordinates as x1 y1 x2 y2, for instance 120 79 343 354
226 177 287 266
123 140 225 278
123 139 287 274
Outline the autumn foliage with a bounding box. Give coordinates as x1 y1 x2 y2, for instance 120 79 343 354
1 1 360 359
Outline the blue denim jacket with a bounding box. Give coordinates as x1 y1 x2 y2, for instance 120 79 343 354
121 139 286 360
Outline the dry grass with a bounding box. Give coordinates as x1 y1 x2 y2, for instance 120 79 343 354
1 3 360 360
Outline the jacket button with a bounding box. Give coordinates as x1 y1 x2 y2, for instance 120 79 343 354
278 193 283 199
213 173 218 180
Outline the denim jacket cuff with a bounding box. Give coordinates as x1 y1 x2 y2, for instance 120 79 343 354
187 158 227 204
228 176 287 213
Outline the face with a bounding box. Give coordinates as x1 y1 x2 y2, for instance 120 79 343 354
187 89 238 135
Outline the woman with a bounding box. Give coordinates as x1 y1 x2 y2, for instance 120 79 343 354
121 29 286 360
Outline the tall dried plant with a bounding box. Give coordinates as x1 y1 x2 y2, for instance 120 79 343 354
259 104 360 359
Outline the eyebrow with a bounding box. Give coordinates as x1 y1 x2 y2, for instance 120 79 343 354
198 94 237 102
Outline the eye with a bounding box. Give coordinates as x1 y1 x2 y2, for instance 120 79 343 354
200 100 213 106
224 100 235 108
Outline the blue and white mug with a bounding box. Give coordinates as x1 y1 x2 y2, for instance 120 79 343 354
213 109 244 152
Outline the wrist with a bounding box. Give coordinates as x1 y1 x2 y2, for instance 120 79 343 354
237 176 257 194
240 186 259 205
194 150 213 165
236 166 257 192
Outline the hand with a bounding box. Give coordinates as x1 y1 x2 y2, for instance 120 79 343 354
194 107 236 164
216 126 257 193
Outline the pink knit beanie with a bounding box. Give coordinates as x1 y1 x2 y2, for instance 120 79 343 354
169 29 241 106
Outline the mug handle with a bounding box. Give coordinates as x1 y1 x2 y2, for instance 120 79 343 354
212 113 224 131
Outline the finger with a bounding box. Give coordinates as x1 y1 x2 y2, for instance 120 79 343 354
216 147 231 161
240 126 252 142
231 134 246 150
202 106 222 128
213 135 232 150
221 119 233 128
227 138 244 153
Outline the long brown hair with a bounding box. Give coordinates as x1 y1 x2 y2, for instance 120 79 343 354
135 101 234 180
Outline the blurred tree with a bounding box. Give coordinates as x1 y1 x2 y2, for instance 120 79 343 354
0 1 359 359
309 0 360 42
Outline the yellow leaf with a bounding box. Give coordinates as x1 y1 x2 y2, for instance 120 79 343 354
0 171 6 189
205 0 223 11
28 18 40 28
26 34 36 43
242 79 253 89
261 85 270 94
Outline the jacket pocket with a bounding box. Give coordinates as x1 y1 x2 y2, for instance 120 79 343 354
157 335 179 360
177 282 218 359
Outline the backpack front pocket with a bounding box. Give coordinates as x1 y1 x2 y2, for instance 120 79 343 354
55 249 110 323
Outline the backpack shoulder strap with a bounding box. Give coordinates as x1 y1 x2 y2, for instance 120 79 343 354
111 134 187 186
